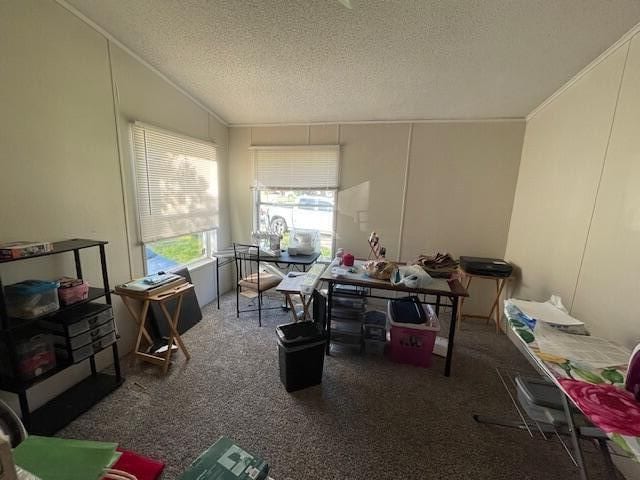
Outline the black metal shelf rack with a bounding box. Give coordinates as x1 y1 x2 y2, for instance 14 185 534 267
0 238 123 435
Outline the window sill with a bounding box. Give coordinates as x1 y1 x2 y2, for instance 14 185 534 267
188 257 216 272
165 257 215 274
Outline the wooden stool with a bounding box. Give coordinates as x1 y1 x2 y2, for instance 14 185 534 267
116 283 193 373
457 271 512 332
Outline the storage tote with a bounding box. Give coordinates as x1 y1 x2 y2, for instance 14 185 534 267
387 299 440 368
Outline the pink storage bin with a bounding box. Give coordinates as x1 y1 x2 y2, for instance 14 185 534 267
388 301 440 368
58 277 89 305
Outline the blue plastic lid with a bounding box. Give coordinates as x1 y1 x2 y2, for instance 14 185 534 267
6 280 59 295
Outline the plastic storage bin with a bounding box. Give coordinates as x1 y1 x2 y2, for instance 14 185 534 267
39 303 113 337
57 277 89 306
56 331 117 364
515 376 570 426
51 318 115 350
15 334 57 380
388 298 440 368
364 339 386 355
5 280 60 319
276 321 326 392
363 310 387 341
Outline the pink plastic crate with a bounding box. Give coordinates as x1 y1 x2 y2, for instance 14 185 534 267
58 277 89 306
388 301 440 368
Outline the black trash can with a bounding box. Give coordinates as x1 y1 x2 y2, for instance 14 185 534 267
276 321 326 392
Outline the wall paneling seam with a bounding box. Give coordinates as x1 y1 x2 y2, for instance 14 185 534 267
396 123 414 261
106 39 134 279
569 40 632 313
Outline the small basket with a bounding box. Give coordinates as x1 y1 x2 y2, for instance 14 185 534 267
58 277 89 306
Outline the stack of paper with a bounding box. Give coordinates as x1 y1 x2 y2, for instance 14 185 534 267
509 299 584 326
534 322 630 369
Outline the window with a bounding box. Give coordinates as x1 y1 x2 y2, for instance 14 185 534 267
251 146 339 260
131 122 219 273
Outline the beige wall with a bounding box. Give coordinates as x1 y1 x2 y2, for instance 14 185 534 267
505 30 640 478
505 44 627 304
228 121 525 312
0 0 228 412
505 32 640 350
571 33 640 346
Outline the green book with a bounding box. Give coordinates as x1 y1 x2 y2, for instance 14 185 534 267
13 436 118 480
179 437 269 480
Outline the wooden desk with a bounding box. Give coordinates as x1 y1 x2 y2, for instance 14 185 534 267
320 261 468 377
458 269 512 332
116 283 194 373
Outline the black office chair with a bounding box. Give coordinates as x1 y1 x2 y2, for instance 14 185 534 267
233 243 282 327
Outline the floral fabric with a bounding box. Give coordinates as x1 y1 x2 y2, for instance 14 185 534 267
505 301 640 462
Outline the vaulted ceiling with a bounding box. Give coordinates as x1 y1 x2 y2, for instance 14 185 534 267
66 0 640 125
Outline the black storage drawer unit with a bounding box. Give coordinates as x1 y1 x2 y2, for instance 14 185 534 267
39 302 116 364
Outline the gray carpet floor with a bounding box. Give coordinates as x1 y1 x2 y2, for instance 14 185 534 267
58 293 620 479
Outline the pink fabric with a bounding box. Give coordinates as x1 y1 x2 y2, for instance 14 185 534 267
559 379 640 436
104 448 165 480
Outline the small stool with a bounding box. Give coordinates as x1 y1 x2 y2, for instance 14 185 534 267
116 283 193 373
457 271 512 332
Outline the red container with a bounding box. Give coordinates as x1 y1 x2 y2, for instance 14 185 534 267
16 334 56 380
58 277 90 306
388 302 440 368
342 253 355 266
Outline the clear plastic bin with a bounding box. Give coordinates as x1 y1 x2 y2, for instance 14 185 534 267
5 280 59 319
15 334 57 380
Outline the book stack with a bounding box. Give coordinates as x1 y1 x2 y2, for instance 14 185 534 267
115 273 186 298
0 241 53 260
179 436 270 480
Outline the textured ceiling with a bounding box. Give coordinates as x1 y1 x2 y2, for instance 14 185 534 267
65 0 640 125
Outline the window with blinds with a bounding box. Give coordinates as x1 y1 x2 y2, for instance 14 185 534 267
252 146 340 189
131 122 218 244
251 145 340 260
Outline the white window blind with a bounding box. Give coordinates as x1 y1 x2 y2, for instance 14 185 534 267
131 123 218 243
252 146 340 189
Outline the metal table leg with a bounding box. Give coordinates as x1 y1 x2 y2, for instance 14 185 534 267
444 295 458 377
216 258 220 309
326 282 333 355
561 392 588 480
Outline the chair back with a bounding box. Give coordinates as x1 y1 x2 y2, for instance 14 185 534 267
233 243 261 288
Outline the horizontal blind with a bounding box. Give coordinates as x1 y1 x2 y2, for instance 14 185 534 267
253 146 339 189
132 123 218 243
